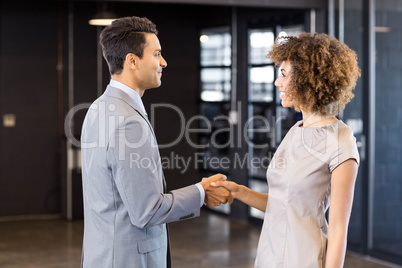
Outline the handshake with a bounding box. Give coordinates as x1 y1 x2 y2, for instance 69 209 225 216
199 173 237 207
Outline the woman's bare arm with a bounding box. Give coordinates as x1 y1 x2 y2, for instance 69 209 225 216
325 159 358 268
211 181 268 212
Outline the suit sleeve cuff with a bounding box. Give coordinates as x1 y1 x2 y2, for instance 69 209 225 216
195 183 205 207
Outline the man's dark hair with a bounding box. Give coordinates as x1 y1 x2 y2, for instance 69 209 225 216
99 16 158 75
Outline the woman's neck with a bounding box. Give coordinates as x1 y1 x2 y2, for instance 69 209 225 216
301 110 337 128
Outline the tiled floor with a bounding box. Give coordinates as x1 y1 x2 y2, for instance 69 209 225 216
0 209 400 268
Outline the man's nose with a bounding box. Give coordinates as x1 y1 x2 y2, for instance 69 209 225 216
161 56 167 68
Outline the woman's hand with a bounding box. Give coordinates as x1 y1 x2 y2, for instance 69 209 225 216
210 180 242 199
211 180 268 212
200 174 234 207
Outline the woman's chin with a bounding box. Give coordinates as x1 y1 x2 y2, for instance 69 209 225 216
280 100 293 108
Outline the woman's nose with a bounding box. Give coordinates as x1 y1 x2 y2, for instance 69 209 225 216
274 77 281 87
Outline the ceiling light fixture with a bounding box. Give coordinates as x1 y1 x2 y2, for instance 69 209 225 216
89 10 117 26
89 2 117 27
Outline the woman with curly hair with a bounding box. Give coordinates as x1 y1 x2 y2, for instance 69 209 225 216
210 32 361 267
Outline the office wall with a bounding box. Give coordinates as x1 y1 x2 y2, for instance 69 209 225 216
0 1 61 216
372 4 402 258
341 1 402 264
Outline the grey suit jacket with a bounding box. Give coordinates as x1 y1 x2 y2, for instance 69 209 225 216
80 85 201 267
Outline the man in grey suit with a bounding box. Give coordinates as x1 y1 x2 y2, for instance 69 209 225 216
80 16 232 267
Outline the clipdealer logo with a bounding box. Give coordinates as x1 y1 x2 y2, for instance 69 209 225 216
64 101 282 150
64 101 287 170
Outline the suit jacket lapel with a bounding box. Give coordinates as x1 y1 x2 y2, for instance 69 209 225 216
104 85 167 189
104 85 156 137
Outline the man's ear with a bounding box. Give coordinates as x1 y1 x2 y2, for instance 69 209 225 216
125 53 138 69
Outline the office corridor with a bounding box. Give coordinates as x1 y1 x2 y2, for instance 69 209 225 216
0 209 400 268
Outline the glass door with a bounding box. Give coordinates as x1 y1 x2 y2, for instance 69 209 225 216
198 26 232 215
247 27 276 221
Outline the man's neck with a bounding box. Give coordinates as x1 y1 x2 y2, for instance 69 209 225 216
111 75 144 97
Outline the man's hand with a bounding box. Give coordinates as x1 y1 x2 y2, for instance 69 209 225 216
199 174 234 207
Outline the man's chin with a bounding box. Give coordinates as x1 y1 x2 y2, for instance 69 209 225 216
146 82 162 90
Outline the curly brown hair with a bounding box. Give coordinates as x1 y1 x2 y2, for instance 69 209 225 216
267 32 360 116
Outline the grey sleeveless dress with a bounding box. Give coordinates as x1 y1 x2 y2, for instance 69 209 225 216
254 120 359 268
